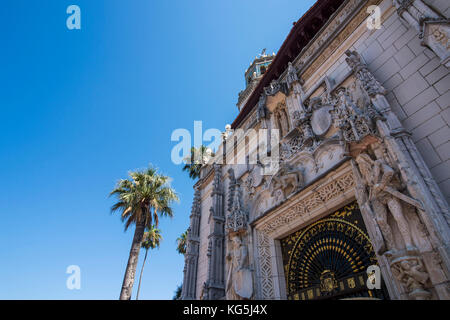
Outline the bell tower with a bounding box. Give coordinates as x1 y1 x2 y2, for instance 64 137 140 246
237 49 275 112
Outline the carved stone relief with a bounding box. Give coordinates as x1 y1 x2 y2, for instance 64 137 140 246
310 105 333 137
225 168 254 300
226 234 253 300
269 161 304 206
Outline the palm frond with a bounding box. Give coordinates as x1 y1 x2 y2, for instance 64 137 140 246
110 165 178 233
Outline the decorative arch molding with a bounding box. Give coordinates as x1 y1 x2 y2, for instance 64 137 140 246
253 161 363 299
252 160 409 300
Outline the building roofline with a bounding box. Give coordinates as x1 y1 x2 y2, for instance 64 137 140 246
231 0 345 129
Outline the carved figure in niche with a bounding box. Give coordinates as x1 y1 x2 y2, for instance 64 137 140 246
226 234 253 300
286 62 299 88
256 94 268 121
356 153 416 254
391 257 431 300
274 103 290 137
269 161 304 203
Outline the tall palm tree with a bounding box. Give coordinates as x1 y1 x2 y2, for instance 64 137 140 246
136 225 162 300
176 230 188 255
182 145 214 179
110 165 178 300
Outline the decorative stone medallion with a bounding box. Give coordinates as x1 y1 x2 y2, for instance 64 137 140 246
310 106 332 136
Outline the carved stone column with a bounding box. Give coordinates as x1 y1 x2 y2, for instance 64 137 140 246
181 187 202 300
204 164 226 299
393 0 450 67
345 50 450 299
225 168 253 300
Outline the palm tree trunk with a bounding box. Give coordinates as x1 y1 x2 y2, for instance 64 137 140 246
136 249 148 300
119 221 145 300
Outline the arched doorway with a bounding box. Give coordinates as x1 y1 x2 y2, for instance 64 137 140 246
280 202 389 300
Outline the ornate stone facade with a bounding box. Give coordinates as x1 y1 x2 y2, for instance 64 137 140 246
182 0 450 300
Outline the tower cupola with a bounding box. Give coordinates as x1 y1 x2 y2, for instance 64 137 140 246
237 49 275 112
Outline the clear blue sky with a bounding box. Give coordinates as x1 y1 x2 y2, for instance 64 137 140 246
0 0 316 299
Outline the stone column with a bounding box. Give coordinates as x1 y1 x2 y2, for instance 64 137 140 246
181 187 202 300
204 164 226 299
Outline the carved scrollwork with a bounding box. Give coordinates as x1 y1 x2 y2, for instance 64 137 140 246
286 61 301 89
274 102 291 137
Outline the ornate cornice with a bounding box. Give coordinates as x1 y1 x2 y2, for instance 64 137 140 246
231 0 346 129
299 0 382 82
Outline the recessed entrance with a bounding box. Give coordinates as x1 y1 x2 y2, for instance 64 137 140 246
280 201 389 300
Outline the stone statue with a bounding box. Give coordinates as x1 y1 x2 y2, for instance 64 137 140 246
256 94 268 121
286 62 299 88
226 234 253 300
356 153 416 254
